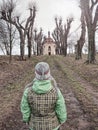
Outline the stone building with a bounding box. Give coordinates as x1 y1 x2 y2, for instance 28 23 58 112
43 32 56 55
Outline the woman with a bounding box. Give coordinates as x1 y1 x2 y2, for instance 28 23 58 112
21 62 67 130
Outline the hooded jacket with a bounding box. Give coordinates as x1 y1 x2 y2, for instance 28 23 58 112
21 79 67 130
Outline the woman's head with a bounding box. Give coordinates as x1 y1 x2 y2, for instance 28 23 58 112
35 62 51 80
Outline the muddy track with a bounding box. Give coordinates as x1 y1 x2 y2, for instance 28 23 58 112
49 56 98 130
0 56 98 130
47 57 92 130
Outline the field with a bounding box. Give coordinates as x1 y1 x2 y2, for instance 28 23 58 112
0 55 98 130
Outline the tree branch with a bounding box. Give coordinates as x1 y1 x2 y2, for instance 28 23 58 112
16 16 25 30
93 5 98 29
91 0 98 11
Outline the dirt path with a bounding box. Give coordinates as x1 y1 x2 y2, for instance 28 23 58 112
47 57 93 130
50 56 98 130
0 56 98 130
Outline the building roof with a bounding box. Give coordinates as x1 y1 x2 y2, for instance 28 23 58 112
43 31 55 44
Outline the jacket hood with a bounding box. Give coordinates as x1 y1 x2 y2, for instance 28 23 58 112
32 80 52 94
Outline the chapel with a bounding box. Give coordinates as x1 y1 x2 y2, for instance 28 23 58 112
43 32 56 55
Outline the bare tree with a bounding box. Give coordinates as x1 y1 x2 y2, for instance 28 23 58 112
75 8 86 60
52 17 73 56
80 0 98 63
0 0 37 60
0 0 16 62
0 20 9 55
52 17 62 55
34 28 43 55
0 20 16 58
27 3 36 58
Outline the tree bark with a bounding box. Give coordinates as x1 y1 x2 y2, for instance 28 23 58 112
75 13 86 60
87 27 96 63
27 34 32 58
80 0 98 63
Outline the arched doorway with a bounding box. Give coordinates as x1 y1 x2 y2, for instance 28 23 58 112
48 46 51 55
48 52 51 55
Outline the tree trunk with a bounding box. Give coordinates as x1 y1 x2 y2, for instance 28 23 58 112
64 42 67 56
80 0 98 64
20 36 25 60
75 10 86 60
37 44 40 56
28 41 32 58
75 39 85 60
87 28 96 63
27 34 32 58
63 46 67 56
63 37 67 56
9 22 12 63
75 43 81 60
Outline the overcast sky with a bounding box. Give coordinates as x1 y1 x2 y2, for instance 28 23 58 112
16 0 81 35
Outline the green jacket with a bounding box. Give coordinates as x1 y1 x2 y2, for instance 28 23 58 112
21 80 67 130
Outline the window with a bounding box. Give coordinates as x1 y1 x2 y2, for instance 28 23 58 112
48 46 51 51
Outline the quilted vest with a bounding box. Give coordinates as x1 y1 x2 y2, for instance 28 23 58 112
28 86 60 130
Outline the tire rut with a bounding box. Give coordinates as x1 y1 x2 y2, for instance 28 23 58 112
1 56 98 130
53 56 98 128
47 57 97 130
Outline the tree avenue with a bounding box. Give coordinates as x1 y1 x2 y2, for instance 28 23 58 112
0 0 98 64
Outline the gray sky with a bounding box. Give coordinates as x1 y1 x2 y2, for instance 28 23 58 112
0 0 81 55
16 0 81 35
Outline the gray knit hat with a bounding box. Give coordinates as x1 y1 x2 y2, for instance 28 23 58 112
35 62 51 80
